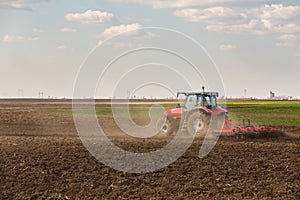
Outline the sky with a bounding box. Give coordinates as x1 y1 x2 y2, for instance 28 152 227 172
0 0 299 99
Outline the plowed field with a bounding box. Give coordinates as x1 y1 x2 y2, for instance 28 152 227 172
1 100 299 199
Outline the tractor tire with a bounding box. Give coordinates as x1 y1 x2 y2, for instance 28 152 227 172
160 119 175 135
186 111 210 136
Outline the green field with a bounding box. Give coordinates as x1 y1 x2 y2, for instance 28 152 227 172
43 100 300 127
222 100 300 127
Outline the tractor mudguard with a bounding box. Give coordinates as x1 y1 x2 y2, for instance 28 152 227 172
192 106 212 114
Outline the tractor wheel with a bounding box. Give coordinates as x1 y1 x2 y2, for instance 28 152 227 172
186 111 209 136
160 119 175 135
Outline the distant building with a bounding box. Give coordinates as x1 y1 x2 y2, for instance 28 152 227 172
270 91 275 99
269 91 294 100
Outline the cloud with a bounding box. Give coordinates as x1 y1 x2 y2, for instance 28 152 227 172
252 4 300 21
97 25 160 48
250 4 300 33
111 0 279 9
65 10 115 25
174 7 265 35
0 0 31 10
0 0 54 11
60 28 77 33
56 45 66 50
99 23 142 38
206 19 267 35
219 44 237 50
277 34 300 40
174 7 247 24
275 34 300 47
98 23 142 46
3 34 41 42
174 4 300 35
135 32 159 40
3 35 25 42
295 52 300 57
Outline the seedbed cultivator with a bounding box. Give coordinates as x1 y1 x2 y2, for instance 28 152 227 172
209 119 283 139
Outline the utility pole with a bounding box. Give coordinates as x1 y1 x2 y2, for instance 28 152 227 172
244 89 247 99
38 91 44 98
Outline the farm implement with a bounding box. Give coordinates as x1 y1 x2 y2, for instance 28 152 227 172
208 118 283 139
159 87 283 138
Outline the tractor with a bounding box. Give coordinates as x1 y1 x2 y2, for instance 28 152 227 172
160 87 227 135
159 87 281 138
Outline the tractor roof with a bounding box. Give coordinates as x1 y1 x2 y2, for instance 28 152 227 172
177 92 219 97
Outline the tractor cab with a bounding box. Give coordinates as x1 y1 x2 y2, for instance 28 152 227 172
160 90 226 135
177 92 219 112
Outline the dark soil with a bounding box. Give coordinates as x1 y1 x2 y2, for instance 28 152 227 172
0 100 299 199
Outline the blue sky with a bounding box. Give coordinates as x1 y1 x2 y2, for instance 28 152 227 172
0 0 299 98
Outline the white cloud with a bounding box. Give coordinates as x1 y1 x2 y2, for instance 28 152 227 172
135 32 159 40
174 4 300 35
0 0 30 10
98 23 142 46
252 4 300 21
174 7 247 24
174 7 261 35
3 34 25 42
56 45 66 50
275 34 300 47
3 35 14 42
3 34 41 42
219 44 237 50
60 28 77 33
97 40 103 46
206 19 267 35
250 4 300 33
277 34 300 40
65 10 115 25
111 0 276 9
99 23 142 38
0 0 53 11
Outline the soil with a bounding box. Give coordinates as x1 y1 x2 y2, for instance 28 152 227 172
0 100 299 199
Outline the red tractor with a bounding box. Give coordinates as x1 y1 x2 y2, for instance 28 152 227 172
160 89 227 135
160 87 280 138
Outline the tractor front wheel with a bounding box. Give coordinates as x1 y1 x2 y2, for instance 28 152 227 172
160 119 175 135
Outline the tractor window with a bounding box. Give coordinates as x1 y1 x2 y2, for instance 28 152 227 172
204 96 217 107
197 96 203 106
204 96 210 107
211 96 217 107
185 95 197 111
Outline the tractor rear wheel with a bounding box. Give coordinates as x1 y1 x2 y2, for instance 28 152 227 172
186 111 209 136
160 119 175 135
